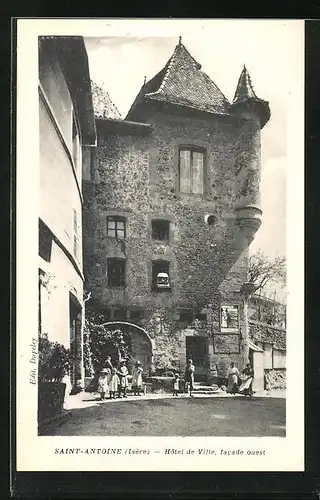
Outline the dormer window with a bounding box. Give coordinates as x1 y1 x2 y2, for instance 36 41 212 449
179 146 205 194
152 219 170 241
107 216 126 238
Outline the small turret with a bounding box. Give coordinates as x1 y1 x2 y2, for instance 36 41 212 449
230 65 270 128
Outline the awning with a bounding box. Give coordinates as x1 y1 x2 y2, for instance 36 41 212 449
248 339 264 352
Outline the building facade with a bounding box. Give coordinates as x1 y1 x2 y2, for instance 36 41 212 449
38 36 96 387
82 39 271 382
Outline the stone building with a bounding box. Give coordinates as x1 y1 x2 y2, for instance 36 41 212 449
82 38 271 383
38 36 96 387
247 294 286 389
249 293 286 329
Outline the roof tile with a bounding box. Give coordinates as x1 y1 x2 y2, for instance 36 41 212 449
91 80 122 120
126 40 230 119
249 320 286 350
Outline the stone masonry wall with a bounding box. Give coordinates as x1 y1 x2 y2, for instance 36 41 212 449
83 104 262 373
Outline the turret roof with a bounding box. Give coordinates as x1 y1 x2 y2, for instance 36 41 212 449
232 65 258 104
126 38 230 119
231 65 271 128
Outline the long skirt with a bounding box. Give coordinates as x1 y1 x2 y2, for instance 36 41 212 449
238 377 253 396
119 376 128 388
227 374 238 393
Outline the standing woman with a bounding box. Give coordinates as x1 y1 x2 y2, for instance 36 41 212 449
226 362 240 394
117 359 129 398
238 362 254 398
132 361 144 396
184 358 195 397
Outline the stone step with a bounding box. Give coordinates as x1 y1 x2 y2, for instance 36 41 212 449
191 385 221 392
192 390 224 395
192 384 220 390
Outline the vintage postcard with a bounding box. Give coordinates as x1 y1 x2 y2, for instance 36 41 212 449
16 18 304 472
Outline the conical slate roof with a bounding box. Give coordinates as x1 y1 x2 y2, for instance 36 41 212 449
232 65 258 104
231 65 270 128
90 80 122 119
126 38 230 119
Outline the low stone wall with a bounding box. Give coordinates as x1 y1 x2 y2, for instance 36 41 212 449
264 368 286 390
145 376 186 394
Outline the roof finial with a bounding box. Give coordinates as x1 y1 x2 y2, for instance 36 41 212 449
243 63 247 71
143 75 147 85
179 35 182 45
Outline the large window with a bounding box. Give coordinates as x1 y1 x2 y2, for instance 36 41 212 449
107 216 126 238
107 258 126 287
179 147 205 194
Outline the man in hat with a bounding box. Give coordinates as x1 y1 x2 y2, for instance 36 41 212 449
132 361 144 396
184 358 195 397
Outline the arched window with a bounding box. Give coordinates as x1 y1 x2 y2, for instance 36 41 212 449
179 146 205 194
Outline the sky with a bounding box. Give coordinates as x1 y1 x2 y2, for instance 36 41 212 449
83 20 303 274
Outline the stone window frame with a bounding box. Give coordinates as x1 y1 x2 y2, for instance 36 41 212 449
107 215 127 239
105 211 130 239
177 144 207 195
151 219 170 242
151 259 172 293
148 213 174 243
106 257 126 288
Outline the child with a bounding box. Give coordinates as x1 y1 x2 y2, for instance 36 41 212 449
98 368 110 400
108 367 120 399
132 361 144 396
117 359 129 398
173 373 180 396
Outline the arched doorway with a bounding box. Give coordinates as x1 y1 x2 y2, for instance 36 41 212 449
101 321 154 374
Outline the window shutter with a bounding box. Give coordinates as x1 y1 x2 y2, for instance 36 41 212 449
73 209 78 258
192 151 204 194
179 149 191 193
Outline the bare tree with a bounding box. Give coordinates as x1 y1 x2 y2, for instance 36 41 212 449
248 250 286 295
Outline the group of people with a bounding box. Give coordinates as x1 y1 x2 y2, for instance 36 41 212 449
226 362 254 397
97 357 254 400
97 357 144 400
